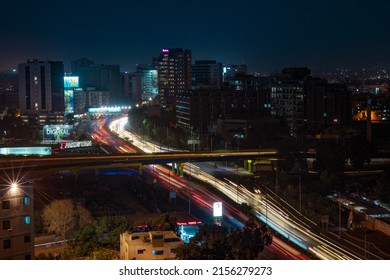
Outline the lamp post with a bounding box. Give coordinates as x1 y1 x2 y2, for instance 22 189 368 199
265 184 268 226
298 175 301 214
188 161 191 215
236 164 239 204
338 192 342 239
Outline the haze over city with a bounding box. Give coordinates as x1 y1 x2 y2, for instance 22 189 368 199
1 0 389 72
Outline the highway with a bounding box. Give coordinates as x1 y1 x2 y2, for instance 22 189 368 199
1 116 379 259
108 117 311 259
109 116 378 260
108 117 310 259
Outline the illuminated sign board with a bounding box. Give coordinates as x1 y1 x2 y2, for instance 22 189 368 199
213 202 223 217
43 125 74 141
64 89 74 113
60 141 92 149
0 147 52 156
162 48 169 53
64 76 79 88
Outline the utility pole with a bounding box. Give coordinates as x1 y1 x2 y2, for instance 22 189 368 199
339 192 342 239
236 165 239 204
299 175 302 214
188 161 191 215
275 160 279 189
265 184 268 226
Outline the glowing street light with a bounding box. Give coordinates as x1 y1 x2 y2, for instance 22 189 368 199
11 182 18 190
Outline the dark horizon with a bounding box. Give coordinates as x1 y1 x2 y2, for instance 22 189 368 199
0 0 389 73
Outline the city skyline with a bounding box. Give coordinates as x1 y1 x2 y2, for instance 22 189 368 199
0 0 389 73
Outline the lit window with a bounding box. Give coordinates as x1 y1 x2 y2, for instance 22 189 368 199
24 216 31 224
23 196 30 205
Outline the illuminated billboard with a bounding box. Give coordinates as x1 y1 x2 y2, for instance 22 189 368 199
213 202 223 217
64 76 79 88
43 125 74 141
60 141 92 149
0 147 52 156
64 89 74 113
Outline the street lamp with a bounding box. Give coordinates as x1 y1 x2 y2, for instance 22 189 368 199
298 175 301 214
11 182 18 190
338 192 342 239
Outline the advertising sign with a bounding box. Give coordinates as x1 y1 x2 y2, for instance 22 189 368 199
0 147 52 156
64 89 74 113
64 76 79 88
43 125 74 141
213 202 223 217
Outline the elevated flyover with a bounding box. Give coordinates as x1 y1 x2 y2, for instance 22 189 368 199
0 149 278 175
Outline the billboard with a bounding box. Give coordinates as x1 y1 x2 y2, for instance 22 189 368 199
64 89 74 113
60 141 92 149
213 202 223 217
0 147 52 156
43 125 74 141
64 76 79 88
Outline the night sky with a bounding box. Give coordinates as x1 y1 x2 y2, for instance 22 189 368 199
1 0 389 73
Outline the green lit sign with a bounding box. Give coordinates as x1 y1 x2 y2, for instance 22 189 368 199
0 147 52 156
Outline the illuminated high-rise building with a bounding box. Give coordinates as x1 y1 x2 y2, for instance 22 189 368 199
18 60 65 125
137 65 158 102
156 48 192 109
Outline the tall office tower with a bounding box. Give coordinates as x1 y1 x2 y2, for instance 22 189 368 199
18 59 65 125
271 68 310 138
71 59 122 106
192 60 223 90
271 67 351 138
156 48 192 109
121 71 133 103
304 79 351 134
0 184 34 260
135 65 158 102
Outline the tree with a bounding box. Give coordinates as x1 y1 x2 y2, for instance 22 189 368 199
148 214 177 231
64 215 130 259
42 199 92 239
314 141 347 174
345 136 377 169
176 224 232 260
176 219 266 260
314 141 347 192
